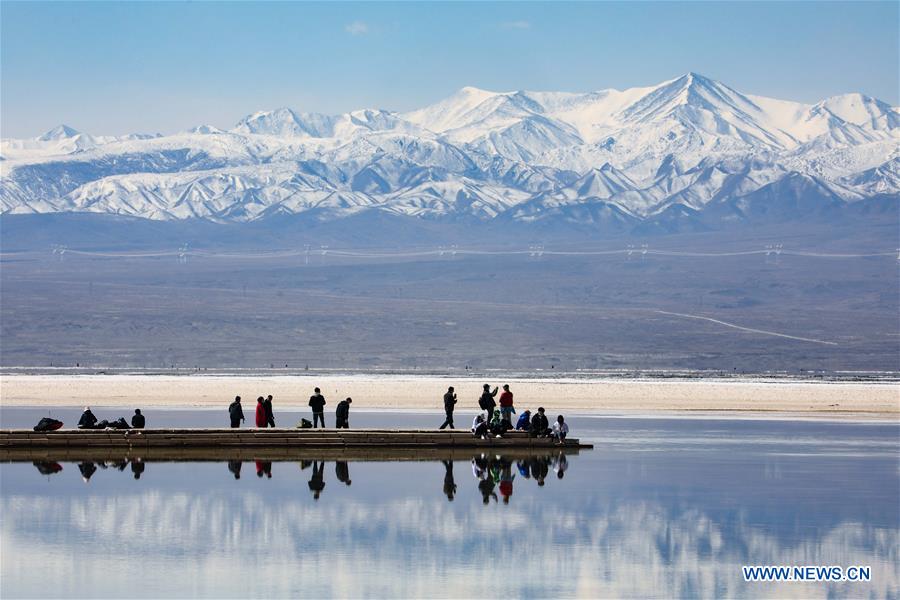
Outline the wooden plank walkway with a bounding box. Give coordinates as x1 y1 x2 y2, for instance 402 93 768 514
0 429 592 459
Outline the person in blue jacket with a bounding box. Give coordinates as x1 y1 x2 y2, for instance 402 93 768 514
515 410 531 431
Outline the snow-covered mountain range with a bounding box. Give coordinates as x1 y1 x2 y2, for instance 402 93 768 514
2 73 897 230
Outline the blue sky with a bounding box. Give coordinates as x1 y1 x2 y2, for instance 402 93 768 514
2 1 897 137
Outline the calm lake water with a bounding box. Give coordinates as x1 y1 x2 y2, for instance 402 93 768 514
1 409 898 598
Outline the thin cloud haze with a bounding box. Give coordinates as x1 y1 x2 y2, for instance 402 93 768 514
345 20 369 35
500 20 531 30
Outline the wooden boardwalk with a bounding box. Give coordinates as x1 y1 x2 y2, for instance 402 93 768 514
0 428 592 461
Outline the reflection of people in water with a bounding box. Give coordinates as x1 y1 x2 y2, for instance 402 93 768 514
307 461 326 500
335 461 351 486
499 460 515 504
530 456 550 486
478 475 497 504
228 460 243 480
553 452 568 479
442 460 456 501
473 456 498 504
516 459 531 479
131 458 145 480
78 461 97 482
33 461 63 476
255 461 273 478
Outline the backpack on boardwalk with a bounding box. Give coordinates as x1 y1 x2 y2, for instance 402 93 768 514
33 417 63 432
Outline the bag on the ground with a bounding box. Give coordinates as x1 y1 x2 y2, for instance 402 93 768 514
297 418 313 429
33 417 64 432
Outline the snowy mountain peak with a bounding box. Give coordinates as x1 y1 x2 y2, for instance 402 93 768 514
2 73 897 228
188 124 225 135
810 93 899 129
39 125 80 141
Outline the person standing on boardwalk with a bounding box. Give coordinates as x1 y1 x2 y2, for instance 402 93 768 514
335 397 352 429
309 387 326 428
498 384 514 428
439 386 457 429
478 384 498 421
255 396 267 428
229 396 245 428
131 409 145 429
264 395 276 428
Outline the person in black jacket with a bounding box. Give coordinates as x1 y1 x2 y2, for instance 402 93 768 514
478 384 498 421
530 407 550 437
228 396 245 428
263 395 275 428
131 409 145 429
78 407 98 429
309 387 326 428
439 386 457 429
335 397 352 429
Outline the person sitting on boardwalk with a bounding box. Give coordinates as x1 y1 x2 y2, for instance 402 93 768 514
489 409 506 437
551 415 569 444
264 395 275 428
131 409 145 429
439 386 457 429
472 414 488 439
78 407 98 429
498 384 514 427
478 384 498 421
229 396 245 428
515 409 532 431
335 397 352 428
255 397 267 428
309 387 326 428
530 407 550 437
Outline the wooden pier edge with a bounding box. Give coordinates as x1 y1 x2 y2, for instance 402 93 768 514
0 428 593 460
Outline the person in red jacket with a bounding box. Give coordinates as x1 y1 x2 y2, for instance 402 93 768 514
498 384 514 429
255 396 267 428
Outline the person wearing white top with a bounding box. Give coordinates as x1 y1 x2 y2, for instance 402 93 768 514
551 415 569 444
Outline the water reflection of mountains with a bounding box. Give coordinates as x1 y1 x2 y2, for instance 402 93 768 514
31 452 571 503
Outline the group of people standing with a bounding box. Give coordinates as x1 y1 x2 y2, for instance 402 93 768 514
227 389 353 429
440 384 570 444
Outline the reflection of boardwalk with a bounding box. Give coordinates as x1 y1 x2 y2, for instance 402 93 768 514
2 445 586 463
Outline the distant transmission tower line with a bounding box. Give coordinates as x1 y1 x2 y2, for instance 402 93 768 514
29 245 899 261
